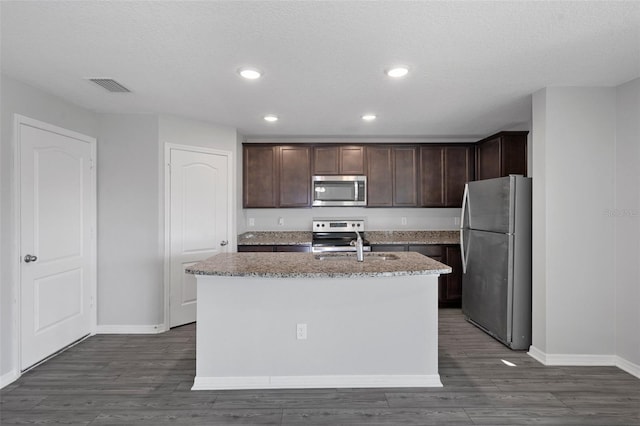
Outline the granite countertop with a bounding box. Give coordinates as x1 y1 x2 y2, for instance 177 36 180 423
237 231 312 246
237 230 459 246
186 252 451 278
366 230 460 245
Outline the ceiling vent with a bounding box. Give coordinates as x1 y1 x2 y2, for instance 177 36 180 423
88 78 131 93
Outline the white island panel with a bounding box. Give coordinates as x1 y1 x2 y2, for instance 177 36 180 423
193 274 441 390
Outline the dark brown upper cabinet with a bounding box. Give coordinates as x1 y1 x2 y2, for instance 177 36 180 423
476 131 528 181
367 145 418 207
243 145 278 208
243 132 525 210
420 145 474 207
393 146 419 206
313 145 365 175
279 146 312 207
243 144 311 208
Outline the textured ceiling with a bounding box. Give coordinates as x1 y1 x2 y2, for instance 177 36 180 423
1 1 639 138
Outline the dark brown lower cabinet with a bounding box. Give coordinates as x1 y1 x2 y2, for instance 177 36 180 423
373 243 462 308
440 245 462 308
237 245 311 253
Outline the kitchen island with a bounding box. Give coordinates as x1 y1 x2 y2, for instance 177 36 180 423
186 252 451 390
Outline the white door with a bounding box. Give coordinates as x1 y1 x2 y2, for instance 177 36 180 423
169 147 230 328
19 118 95 370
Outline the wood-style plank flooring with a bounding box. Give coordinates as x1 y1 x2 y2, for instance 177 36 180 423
2 309 639 425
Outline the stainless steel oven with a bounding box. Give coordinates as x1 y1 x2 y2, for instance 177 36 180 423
312 219 371 253
312 176 366 207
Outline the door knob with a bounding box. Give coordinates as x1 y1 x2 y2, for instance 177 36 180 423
220 240 228 246
24 254 38 263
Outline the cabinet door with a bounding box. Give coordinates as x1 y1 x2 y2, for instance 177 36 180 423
442 245 462 307
444 146 474 207
475 132 528 181
408 244 447 306
340 146 365 175
312 145 365 175
408 244 442 258
279 146 311 207
393 146 419 206
420 146 445 207
501 133 528 177
313 146 340 175
243 145 278 208
476 137 501 181
366 146 393 207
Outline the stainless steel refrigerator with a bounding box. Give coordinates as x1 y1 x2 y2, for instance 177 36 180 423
460 175 532 350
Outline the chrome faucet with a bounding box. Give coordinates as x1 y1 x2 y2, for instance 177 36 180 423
354 230 364 262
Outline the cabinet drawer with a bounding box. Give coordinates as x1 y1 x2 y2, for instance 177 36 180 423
371 244 408 252
237 245 275 252
408 244 442 257
275 245 311 253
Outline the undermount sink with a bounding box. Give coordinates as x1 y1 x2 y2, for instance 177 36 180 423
314 253 400 261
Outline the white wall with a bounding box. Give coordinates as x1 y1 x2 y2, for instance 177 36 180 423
0 74 98 380
531 87 618 358
614 78 640 369
241 207 460 232
531 90 548 353
159 114 238 153
96 114 163 328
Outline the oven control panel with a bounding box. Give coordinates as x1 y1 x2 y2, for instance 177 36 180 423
312 219 365 232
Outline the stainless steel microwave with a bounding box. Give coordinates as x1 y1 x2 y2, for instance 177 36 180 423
312 175 366 206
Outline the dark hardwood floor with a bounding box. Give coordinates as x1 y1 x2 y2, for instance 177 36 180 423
2 309 639 425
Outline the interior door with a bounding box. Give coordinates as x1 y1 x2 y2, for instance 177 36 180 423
19 119 95 370
169 148 229 328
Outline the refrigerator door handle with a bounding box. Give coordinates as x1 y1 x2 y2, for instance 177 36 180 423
460 183 470 274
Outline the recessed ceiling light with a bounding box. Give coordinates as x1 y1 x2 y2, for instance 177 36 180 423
239 68 262 79
386 67 409 78
362 114 377 121
264 114 278 122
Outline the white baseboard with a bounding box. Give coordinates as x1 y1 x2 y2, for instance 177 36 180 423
192 374 443 390
615 355 640 379
528 346 640 379
96 324 166 334
0 369 20 389
527 346 548 364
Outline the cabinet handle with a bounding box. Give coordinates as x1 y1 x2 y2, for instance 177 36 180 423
24 254 38 263
220 241 228 246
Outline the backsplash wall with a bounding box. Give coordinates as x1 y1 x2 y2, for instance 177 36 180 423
239 207 461 233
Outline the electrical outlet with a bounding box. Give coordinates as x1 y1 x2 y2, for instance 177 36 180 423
248 218 255 227
454 217 460 226
401 217 407 225
296 323 307 340
278 217 284 226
